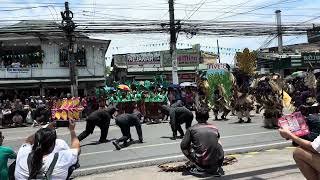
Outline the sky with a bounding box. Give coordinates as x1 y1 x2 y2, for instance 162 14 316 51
0 0 319 65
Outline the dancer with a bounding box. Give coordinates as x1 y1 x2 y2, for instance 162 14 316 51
161 105 193 140
112 113 143 150
78 106 117 143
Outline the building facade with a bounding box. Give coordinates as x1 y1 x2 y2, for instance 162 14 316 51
257 26 320 76
0 21 110 98
111 45 217 82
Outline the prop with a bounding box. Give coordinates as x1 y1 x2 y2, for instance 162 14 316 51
158 156 238 172
51 97 84 122
278 112 310 137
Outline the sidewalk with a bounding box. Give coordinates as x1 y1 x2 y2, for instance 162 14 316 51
75 147 304 180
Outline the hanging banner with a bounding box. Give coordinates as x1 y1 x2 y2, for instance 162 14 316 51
127 52 161 68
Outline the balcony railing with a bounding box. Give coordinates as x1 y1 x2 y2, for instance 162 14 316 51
0 67 100 79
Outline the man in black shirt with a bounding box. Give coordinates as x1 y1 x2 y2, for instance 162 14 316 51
162 105 194 140
78 106 117 143
180 106 224 176
112 113 143 150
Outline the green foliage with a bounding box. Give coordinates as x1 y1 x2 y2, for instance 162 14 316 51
207 72 232 105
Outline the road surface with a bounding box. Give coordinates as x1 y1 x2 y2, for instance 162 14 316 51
1 113 288 176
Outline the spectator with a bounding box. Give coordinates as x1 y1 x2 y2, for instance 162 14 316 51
0 131 16 180
15 121 80 180
279 128 320 180
180 107 224 176
12 112 23 127
33 104 49 126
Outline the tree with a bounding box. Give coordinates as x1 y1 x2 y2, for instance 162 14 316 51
234 48 257 76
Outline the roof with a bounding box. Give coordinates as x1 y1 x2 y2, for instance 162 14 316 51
260 42 320 54
0 20 111 45
0 20 87 39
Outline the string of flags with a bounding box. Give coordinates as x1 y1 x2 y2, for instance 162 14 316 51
110 43 242 55
0 51 44 59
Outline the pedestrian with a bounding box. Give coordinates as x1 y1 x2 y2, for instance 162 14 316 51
161 105 194 140
78 106 118 143
0 131 16 180
180 106 224 176
279 127 320 180
14 121 80 180
112 113 143 150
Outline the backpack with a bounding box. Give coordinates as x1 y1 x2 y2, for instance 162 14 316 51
27 152 59 180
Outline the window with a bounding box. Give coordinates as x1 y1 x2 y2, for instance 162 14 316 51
59 47 86 67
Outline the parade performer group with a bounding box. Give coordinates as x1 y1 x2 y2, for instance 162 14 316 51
45 68 320 178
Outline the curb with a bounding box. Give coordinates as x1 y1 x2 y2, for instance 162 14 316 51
72 141 292 177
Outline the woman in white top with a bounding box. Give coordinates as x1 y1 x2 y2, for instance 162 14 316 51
15 121 80 180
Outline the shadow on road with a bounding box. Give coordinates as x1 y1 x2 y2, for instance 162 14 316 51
119 140 141 149
81 139 116 147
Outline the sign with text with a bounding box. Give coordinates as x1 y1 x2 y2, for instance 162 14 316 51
302 52 320 66
7 68 30 73
207 63 228 70
161 50 201 67
127 52 161 67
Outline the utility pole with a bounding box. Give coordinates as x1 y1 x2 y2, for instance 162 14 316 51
169 0 179 85
61 1 78 97
217 39 221 63
275 10 283 54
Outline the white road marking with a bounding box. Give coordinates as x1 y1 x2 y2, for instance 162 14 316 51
5 127 118 141
81 131 278 156
76 141 290 173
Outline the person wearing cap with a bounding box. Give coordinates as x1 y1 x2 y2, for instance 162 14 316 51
78 106 118 143
161 105 193 140
112 112 143 150
180 106 224 176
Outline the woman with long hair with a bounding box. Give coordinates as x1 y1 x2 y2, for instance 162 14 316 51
15 121 80 180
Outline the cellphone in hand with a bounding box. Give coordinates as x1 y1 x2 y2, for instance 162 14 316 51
56 120 70 128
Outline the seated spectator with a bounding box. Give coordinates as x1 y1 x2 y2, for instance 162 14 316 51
279 128 320 180
0 131 16 180
33 104 49 126
180 107 224 176
15 121 80 180
12 112 23 127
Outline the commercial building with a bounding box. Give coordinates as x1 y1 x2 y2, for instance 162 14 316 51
257 26 320 76
111 45 217 82
0 20 110 98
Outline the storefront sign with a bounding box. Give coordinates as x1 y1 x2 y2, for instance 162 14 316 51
302 52 320 66
207 63 229 75
7 68 30 73
177 53 199 66
127 52 161 67
207 63 228 70
161 50 201 67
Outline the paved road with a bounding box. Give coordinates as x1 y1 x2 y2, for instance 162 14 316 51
1 113 288 176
